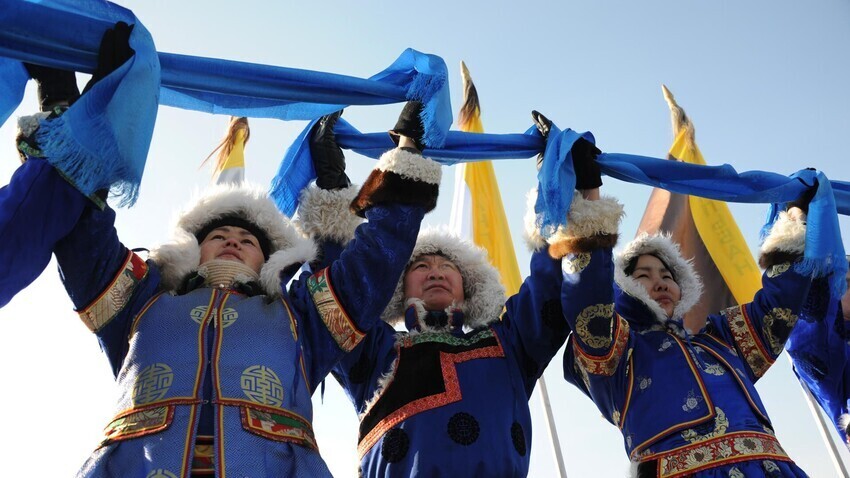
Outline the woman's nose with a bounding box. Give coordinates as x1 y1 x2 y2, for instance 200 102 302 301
224 237 240 248
428 268 444 279
654 278 667 291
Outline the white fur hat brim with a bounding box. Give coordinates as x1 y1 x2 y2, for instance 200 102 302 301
382 227 507 329
614 233 703 325
149 183 316 296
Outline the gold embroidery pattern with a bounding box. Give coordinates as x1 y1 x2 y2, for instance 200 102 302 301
307 267 365 352
241 365 285 407
576 303 616 348
681 407 729 443
766 263 790 278
133 363 174 405
79 252 148 332
189 305 238 328
640 431 792 478
681 390 703 412
103 406 172 444
564 252 591 274
574 315 630 376
723 306 772 379
241 407 318 450
763 308 797 356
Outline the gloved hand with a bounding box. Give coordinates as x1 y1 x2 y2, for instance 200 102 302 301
571 137 602 190
787 170 817 215
531 110 551 171
82 21 135 94
531 110 601 189
24 64 80 112
310 110 350 190
389 101 426 151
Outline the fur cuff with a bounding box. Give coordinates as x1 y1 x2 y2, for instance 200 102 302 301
350 148 441 217
759 211 806 269
523 188 547 251
840 414 850 440
259 240 318 298
547 192 624 258
295 184 363 244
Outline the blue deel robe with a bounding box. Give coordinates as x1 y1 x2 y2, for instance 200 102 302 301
5 156 430 477
332 250 570 478
561 247 819 477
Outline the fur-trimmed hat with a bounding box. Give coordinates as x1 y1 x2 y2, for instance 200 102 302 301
149 183 317 297
614 233 703 325
381 227 507 329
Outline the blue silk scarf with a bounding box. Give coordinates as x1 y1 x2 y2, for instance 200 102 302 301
0 0 451 205
275 119 847 299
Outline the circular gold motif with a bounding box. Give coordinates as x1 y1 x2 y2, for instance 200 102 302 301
766 263 790 278
564 253 591 274
241 365 284 407
575 303 615 349
133 363 173 405
146 470 178 478
189 305 238 328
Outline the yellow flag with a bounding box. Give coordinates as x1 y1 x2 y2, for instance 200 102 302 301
205 116 249 185
663 86 761 304
450 62 522 296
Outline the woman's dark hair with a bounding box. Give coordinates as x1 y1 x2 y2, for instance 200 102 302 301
624 253 676 281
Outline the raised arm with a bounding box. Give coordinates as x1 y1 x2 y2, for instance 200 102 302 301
709 207 818 382
290 103 442 389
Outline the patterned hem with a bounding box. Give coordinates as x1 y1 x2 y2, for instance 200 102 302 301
638 431 792 478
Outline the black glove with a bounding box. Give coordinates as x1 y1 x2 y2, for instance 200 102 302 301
787 169 818 214
531 110 601 188
82 21 135 94
310 110 350 190
389 101 425 150
571 137 602 190
531 110 551 171
24 64 80 112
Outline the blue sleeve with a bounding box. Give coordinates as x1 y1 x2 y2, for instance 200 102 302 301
0 159 87 307
289 203 424 391
331 322 399 413
499 250 570 396
786 279 850 443
52 182 159 377
708 260 815 382
560 248 631 423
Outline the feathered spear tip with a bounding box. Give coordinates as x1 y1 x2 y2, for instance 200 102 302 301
459 61 484 133
203 116 250 184
661 85 695 147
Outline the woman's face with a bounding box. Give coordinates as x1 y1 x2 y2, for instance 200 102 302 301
403 254 464 311
631 254 681 318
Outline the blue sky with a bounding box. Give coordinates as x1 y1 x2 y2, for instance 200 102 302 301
1 0 849 476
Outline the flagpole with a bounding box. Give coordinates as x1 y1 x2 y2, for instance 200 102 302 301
538 375 568 478
790 355 849 477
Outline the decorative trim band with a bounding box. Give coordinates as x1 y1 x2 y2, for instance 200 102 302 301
78 251 148 332
307 267 365 352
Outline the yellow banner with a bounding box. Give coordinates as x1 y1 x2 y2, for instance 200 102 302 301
458 77 522 297
669 130 761 303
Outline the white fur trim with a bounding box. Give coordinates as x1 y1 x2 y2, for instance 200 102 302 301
148 231 201 292
550 192 624 242
294 184 363 243
760 210 806 256
260 239 318 297
376 148 442 185
523 188 547 251
149 183 317 295
614 233 703 327
16 113 49 138
382 227 506 329
840 413 850 437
